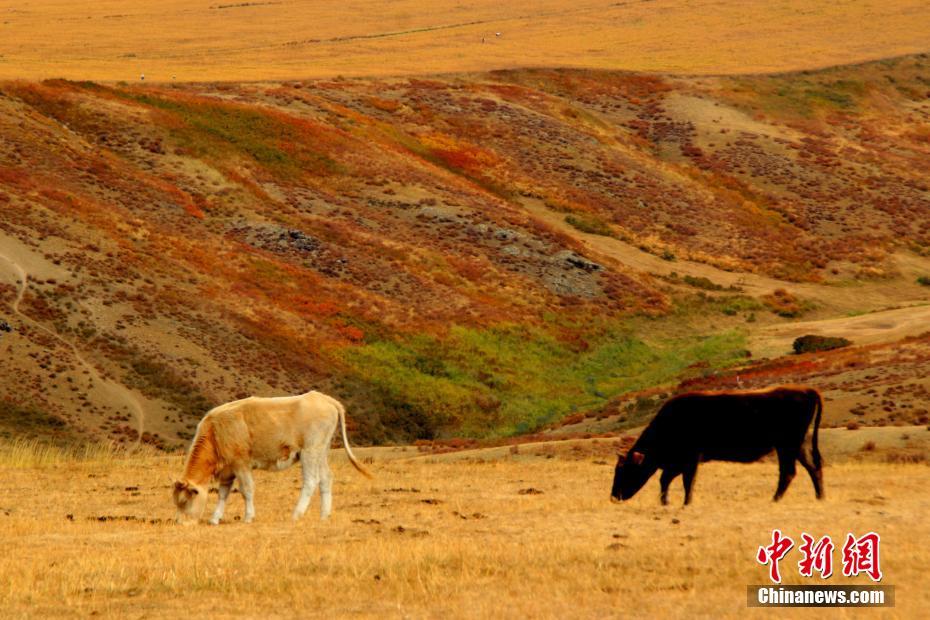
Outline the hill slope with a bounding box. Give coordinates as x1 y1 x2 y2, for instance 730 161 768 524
1 56 930 445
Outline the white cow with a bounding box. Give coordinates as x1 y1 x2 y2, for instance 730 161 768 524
173 391 371 524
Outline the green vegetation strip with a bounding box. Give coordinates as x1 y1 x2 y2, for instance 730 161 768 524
342 323 747 438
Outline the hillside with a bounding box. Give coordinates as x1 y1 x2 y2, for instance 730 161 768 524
1 55 930 446
1 1 929 81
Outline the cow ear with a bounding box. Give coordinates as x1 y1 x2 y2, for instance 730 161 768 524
631 451 645 465
174 480 186 492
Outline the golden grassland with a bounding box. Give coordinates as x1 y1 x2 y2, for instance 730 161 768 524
1 0 929 81
0 438 927 618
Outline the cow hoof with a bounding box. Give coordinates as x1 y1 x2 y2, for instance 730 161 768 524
209 518 220 526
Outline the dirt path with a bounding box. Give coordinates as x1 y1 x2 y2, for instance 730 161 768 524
750 303 930 357
0 252 146 445
520 198 930 313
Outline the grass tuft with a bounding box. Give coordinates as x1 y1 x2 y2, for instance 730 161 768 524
0 439 144 468
564 213 615 237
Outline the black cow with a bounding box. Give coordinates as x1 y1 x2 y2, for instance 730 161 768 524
610 386 823 505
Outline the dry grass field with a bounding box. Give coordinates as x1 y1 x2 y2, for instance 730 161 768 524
1 3 930 616
1 0 929 81
0 435 927 618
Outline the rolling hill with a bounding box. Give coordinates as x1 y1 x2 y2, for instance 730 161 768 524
1 55 930 446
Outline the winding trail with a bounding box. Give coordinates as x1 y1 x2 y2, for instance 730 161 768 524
751 303 930 358
521 198 930 356
521 197 930 313
0 252 146 445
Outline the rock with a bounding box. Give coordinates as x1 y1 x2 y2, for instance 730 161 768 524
284 229 320 253
554 250 602 272
235 225 322 256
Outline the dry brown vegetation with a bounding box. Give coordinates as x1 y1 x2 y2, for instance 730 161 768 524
1 6 929 617
0 438 927 618
1 1 929 81
1 55 930 445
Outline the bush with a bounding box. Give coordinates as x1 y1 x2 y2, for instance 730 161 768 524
792 334 852 354
565 214 614 237
719 296 764 316
917 276 930 286
682 275 725 291
762 288 813 317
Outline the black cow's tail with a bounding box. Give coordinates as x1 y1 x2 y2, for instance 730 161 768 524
811 389 823 469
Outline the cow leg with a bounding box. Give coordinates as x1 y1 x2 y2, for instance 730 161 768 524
682 462 698 506
319 460 333 520
659 469 678 506
237 469 256 523
797 448 824 500
293 453 320 521
209 474 235 525
773 450 797 501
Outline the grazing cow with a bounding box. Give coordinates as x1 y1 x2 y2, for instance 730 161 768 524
610 386 823 505
173 390 371 524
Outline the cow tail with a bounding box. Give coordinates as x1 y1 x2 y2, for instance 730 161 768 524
336 400 373 479
811 390 823 469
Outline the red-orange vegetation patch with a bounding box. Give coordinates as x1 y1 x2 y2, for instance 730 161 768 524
0 166 36 190
335 324 365 342
365 96 403 113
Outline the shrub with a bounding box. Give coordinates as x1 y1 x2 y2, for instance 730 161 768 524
565 214 614 237
682 275 725 291
917 276 930 286
719 296 764 316
792 334 852 354
762 288 811 317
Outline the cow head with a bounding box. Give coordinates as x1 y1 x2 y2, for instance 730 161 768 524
172 479 207 524
610 449 655 503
